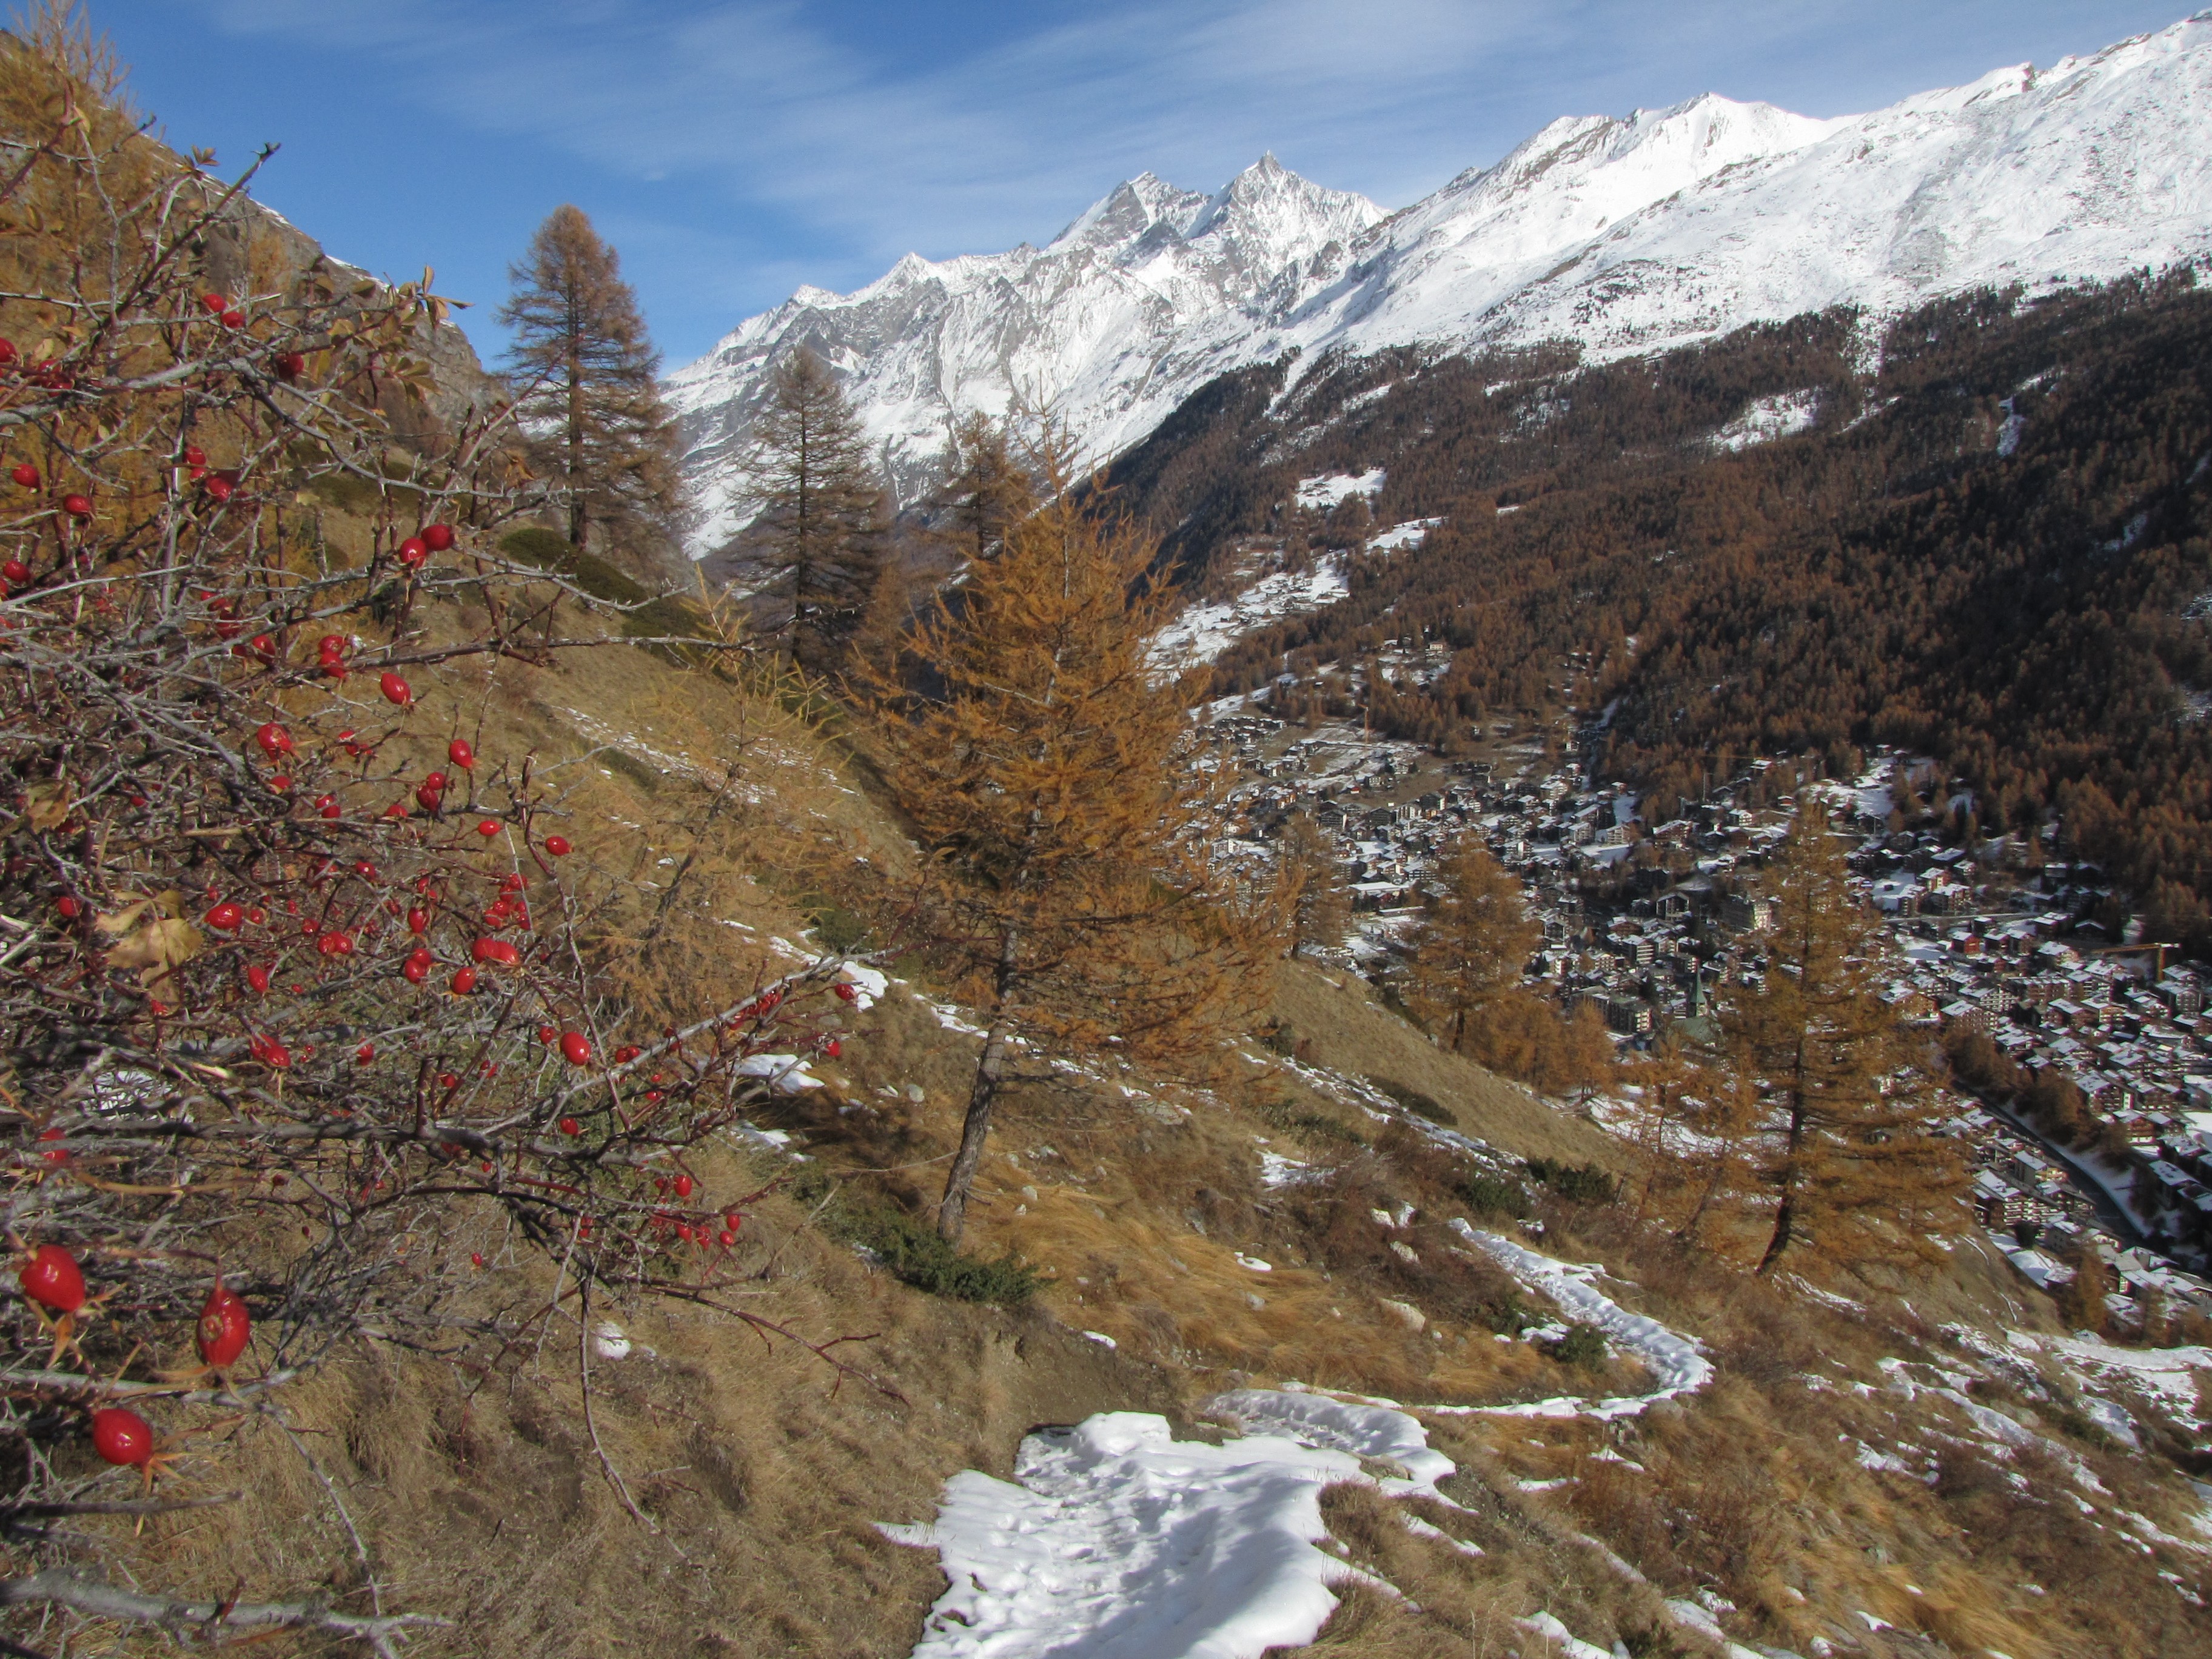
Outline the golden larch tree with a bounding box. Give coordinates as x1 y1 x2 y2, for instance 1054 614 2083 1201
744 348 885 671
860 431 1275 1242
1406 836 1541 1053
1726 812 1966 1276
936 411 1033 565
1276 809 1350 960
500 204 685 560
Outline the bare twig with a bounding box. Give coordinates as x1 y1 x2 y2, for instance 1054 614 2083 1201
0 1569 446 1657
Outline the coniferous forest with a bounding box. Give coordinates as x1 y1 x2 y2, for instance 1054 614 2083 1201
1120 274 2212 917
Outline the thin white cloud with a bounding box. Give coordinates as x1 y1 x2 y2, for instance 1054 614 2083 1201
201 1 1637 260
201 0 2191 325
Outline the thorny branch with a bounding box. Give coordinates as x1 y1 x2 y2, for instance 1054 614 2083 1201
0 24 899 1655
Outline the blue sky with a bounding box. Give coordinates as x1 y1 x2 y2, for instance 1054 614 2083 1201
94 1 2191 369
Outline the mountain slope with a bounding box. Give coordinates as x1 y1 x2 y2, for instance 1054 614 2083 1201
669 11 2212 554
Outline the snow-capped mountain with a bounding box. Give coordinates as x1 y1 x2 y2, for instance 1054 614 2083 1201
666 156 1380 551
669 12 2212 554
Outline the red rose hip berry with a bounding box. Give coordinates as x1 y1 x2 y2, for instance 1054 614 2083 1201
196 1279 250 1369
90 1407 153 1467
20 1244 84 1313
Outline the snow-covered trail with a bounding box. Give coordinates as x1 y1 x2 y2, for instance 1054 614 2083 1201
1435 1222 1714 1419
882 1400 1424 1659
882 1233 1719 1657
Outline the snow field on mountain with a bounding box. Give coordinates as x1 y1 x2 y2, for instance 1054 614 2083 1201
671 13 2212 551
1708 389 1823 452
1292 469 1385 511
1148 555 1349 670
1365 517 1443 552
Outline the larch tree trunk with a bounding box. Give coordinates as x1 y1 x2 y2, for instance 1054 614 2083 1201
566 305 586 549
939 925 1019 1244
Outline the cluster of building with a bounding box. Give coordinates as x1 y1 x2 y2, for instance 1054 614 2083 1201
1202 700 2212 1298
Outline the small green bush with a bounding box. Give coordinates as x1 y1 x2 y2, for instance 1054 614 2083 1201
1461 1173 1532 1217
1483 1292 1536 1335
788 1168 1037 1304
1545 1323 1608 1367
1526 1157 1617 1204
845 1204 1040 1304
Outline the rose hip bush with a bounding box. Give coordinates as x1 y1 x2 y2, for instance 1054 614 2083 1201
0 22 860 1647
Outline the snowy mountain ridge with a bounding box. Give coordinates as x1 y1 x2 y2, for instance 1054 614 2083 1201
669 11 2212 554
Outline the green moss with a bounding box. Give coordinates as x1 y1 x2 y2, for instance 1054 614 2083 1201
807 903 870 954
596 746 662 796
1367 1076 1455 1125
498 526 649 605
305 469 423 517
1255 1094 1366 1147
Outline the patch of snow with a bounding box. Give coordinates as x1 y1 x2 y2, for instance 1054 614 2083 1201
734 1054 826 1094
1295 469 1386 511
1150 555 1349 672
1667 1598 1727 1641
1709 389 1822 452
1432 1223 1714 1418
1258 1151 1322 1188
836 964 888 1010
2016 1329 2212 1422
1400 1513 1484 1556
1081 1330 1118 1350
2079 1396 2140 1449
1365 517 1443 553
885 1404 1421 1658
1205 1390 1455 1496
927 1001 988 1037
1854 1441 1924 1478
1515 1611 1613 1659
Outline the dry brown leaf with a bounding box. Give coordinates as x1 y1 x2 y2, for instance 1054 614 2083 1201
103 916 197 971
93 899 151 936
22 780 71 831
100 891 199 985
